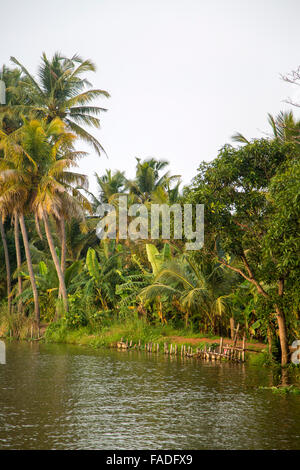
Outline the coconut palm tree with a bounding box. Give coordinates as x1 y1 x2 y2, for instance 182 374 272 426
82 169 127 210
8 53 110 156
0 66 26 314
26 118 90 312
0 65 25 134
0 129 40 323
3 55 106 299
0 118 90 314
127 158 171 202
95 169 127 203
13 213 23 313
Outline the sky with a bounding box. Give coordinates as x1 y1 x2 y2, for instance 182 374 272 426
1 0 300 195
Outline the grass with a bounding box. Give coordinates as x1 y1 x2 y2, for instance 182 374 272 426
248 351 273 367
44 316 213 351
0 304 39 340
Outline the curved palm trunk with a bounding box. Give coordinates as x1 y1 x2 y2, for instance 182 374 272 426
43 212 68 312
19 214 40 326
14 214 23 314
0 217 12 314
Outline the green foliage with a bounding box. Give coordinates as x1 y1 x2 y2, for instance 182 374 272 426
63 292 88 329
248 352 273 367
0 52 299 362
86 247 101 282
259 385 300 395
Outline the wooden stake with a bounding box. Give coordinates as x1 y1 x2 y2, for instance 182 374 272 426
242 334 246 362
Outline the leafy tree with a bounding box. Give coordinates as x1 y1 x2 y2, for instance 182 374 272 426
185 138 299 364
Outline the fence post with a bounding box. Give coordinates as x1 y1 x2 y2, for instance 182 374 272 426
242 334 246 362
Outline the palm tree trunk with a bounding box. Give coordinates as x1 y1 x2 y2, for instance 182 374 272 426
60 217 66 276
43 212 68 312
58 217 66 300
0 217 12 314
19 214 40 326
230 317 235 340
14 214 23 314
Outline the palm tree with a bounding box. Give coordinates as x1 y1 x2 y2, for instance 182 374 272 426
127 158 172 202
26 118 89 312
95 169 127 203
0 118 89 314
232 111 300 144
3 55 106 306
82 169 127 210
139 251 232 330
13 213 23 313
0 65 25 134
0 124 41 323
0 65 26 314
8 53 110 156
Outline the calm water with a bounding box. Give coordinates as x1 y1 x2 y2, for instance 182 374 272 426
0 341 299 450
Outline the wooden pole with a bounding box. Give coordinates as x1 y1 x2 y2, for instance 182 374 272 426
219 337 223 355
242 334 246 362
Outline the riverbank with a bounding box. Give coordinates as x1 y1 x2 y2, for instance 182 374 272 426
0 312 269 365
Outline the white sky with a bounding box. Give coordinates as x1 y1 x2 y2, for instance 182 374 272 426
1 0 300 195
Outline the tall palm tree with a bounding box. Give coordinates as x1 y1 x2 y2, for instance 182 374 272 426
8 53 110 156
0 118 89 313
27 118 89 312
4 55 106 301
0 129 40 323
13 213 23 313
0 65 26 314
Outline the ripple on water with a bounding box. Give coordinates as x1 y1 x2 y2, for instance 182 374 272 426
0 342 299 449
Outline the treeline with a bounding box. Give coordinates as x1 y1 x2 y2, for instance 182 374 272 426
0 53 299 365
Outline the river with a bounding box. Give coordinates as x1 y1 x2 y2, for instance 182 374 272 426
0 341 299 449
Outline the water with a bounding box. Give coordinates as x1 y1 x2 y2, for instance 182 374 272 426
0 341 299 450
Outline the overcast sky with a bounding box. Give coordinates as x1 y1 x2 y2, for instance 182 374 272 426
1 0 300 194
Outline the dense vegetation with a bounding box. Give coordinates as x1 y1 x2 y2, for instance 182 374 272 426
0 53 299 366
